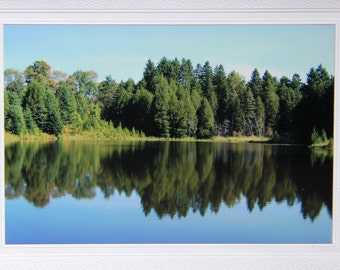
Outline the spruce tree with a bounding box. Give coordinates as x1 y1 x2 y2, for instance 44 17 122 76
197 98 215 139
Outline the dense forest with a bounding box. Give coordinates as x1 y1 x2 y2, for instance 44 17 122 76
4 58 334 144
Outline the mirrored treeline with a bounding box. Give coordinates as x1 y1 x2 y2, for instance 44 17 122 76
5 141 332 222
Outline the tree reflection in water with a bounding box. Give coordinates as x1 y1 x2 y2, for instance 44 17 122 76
5 140 332 221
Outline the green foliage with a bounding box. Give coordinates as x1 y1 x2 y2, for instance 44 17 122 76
4 59 334 144
23 108 39 134
96 75 117 121
294 65 334 144
71 70 98 98
310 128 331 146
262 70 280 134
152 75 171 137
6 105 25 135
197 98 215 139
55 81 78 125
45 91 63 136
24 60 51 81
5 141 332 221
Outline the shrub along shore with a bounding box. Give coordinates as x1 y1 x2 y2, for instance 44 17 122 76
5 131 271 143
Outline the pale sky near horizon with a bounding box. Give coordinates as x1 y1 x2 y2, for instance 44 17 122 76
4 24 335 83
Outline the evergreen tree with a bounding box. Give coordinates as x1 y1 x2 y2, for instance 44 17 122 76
44 91 63 136
152 74 171 137
200 61 217 115
277 76 301 135
23 107 38 134
143 59 157 92
197 97 215 139
213 65 228 125
243 88 256 136
55 81 78 125
248 68 262 99
225 71 247 135
111 81 134 127
96 75 117 121
294 65 333 143
180 58 194 91
254 96 265 136
132 87 154 134
6 105 25 135
23 80 48 131
262 70 279 135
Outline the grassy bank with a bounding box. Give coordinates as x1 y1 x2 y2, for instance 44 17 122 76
4 132 57 144
5 131 272 144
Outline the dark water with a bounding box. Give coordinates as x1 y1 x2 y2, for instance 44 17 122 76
5 140 333 244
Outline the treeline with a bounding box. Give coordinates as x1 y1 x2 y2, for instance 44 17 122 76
4 58 334 143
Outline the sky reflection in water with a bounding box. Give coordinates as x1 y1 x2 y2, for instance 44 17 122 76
5 141 333 244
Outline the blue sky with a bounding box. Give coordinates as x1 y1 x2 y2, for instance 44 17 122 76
4 24 335 83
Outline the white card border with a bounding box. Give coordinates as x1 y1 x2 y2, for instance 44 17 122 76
0 1 339 269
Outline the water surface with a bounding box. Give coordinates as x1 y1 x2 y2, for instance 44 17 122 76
5 140 333 244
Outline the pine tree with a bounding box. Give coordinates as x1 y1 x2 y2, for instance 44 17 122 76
248 69 262 99
262 70 279 135
7 105 25 135
213 65 228 125
23 80 47 131
254 96 265 136
152 74 171 137
56 82 78 125
45 91 63 136
196 98 215 139
143 59 156 92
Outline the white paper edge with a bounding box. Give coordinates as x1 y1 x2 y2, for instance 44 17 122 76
0 1 339 269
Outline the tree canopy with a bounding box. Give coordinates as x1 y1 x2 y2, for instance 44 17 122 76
4 59 334 144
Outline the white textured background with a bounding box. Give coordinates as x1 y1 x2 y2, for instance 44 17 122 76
0 1 339 269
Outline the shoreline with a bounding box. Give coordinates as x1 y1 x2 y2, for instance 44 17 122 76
4 132 271 144
4 132 333 150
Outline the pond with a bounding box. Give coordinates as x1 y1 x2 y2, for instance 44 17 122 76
4 140 333 244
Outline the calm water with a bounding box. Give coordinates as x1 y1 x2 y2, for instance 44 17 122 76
5 140 333 244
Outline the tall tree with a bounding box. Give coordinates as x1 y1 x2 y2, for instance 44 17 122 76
294 65 333 143
213 64 228 125
24 60 51 85
243 88 256 136
248 68 262 99
254 96 265 136
199 61 217 114
4 69 25 92
152 74 171 137
96 75 117 122
262 70 279 135
55 81 78 125
23 80 48 131
110 80 134 127
196 97 215 139
71 70 98 98
180 58 194 91
276 75 301 135
6 105 25 135
44 90 63 136
132 87 154 134
143 59 156 93
225 71 247 135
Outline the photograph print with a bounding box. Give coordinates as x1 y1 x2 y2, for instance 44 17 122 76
3 24 334 244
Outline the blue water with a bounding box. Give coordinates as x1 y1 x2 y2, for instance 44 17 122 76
5 141 333 244
5 188 332 244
